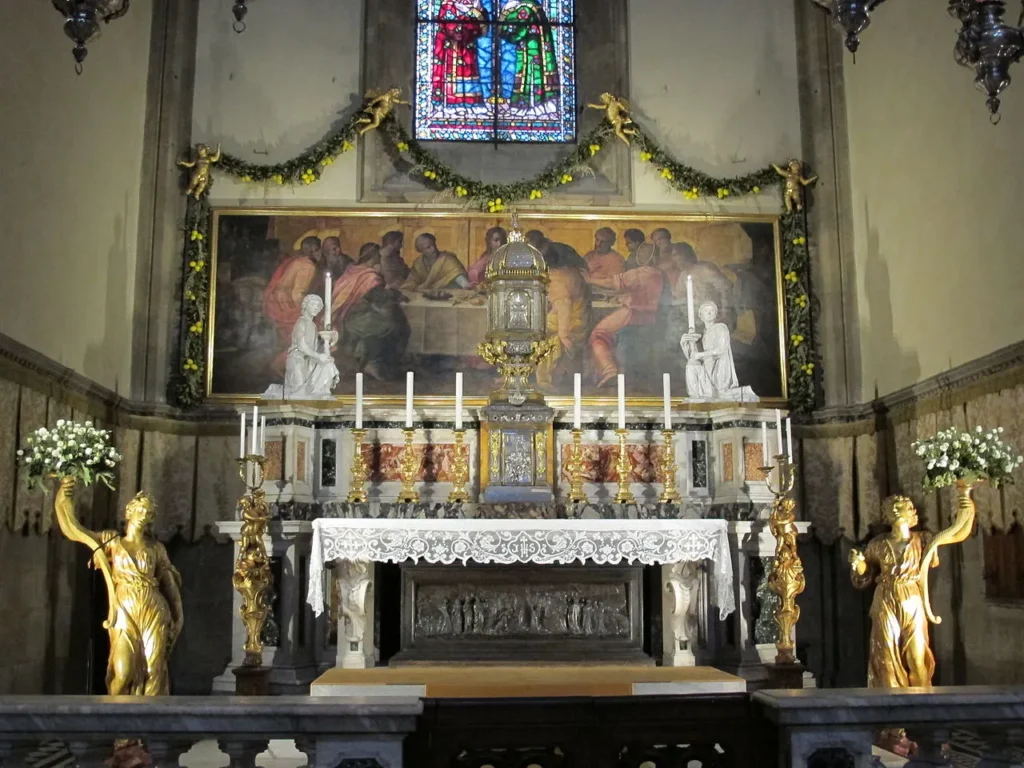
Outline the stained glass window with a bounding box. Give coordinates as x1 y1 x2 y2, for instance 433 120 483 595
414 0 576 143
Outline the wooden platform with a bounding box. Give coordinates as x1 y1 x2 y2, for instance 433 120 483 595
310 665 746 699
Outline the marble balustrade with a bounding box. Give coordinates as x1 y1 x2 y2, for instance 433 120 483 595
755 686 1024 767
0 695 422 768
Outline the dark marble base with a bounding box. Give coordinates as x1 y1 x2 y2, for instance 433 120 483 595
233 665 272 696
762 661 805 690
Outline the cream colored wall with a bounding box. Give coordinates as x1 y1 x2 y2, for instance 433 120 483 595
0 2 152 393
845 0 1024 399
194 0 800 210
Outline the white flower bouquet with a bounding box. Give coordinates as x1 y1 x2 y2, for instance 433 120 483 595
912 425 1023 491
17 419 122 491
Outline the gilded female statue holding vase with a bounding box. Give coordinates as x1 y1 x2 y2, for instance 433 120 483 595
851 426 1023 690
18 420 184 696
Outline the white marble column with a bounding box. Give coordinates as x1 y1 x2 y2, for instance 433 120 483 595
335 560 376 669
662 562 701 667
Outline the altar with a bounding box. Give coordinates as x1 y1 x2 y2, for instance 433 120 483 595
308 516 733 668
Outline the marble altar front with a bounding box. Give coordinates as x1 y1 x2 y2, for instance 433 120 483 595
213 403 809 692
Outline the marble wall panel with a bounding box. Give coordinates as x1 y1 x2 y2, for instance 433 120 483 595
555 444 662 484
853 432 884 539
14 389 47 532
801 436 854 542
113 427 142 524
0 380 19 531
194 435 244 537
140 431 197 541
997 385 1024 529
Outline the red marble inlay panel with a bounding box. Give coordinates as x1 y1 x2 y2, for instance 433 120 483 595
360 443 458 482
558 444 665 484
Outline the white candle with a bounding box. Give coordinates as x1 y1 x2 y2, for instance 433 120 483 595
786 417 793 460
761 422 769 467
355 373 364 430
573 373 582 430
406 372 414 429
324 271 332 328
686 275 695 330
251 405 259 454
775 409 783 457
617 374 626 430
260 416 266 455
662 373 672 430
239 412 246 459
455 372 463 431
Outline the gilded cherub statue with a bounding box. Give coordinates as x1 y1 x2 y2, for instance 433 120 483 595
587 92 637 145
356 88 410 136
178 143 221 199
54 479 184 695
849 495 936 689
772 159 817 213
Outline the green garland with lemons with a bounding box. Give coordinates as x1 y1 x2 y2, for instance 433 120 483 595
176 96 817 411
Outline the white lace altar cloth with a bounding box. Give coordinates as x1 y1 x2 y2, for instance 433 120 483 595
308 517 734 619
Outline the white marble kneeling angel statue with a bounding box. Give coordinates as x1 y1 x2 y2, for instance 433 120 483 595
263 295 339 400
680 301 758 402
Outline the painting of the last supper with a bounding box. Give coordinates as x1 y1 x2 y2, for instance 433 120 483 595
207 210 786 402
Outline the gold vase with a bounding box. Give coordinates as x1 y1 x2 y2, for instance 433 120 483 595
921 478 979 624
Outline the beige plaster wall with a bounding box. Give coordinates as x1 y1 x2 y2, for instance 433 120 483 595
194 0 800 211
0 2 153 393
844 0 1024 399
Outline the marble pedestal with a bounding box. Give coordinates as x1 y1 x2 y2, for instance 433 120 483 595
213 521 319 694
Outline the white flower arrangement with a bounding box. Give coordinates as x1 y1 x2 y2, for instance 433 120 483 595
16 419 122 491
912 426 1023 490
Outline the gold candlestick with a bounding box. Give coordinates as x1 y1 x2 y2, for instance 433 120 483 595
565 428 587 503
658 430 681 503
397 428 420 503
762 455 803 665
613 428 635 504
448 429 470 503
233 454 272 670
347 428 369 503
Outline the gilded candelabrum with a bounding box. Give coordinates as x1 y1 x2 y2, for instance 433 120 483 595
448 429 470 503
397 428 420 504
347 428 369 503
233 454 272 669
762 456 803 665
565 429 587 504
613 429 635 504
658 430 681 504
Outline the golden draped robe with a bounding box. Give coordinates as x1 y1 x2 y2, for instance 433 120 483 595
537 266 590 387
852 532 937 688
98 531 182 695
402 251 467 291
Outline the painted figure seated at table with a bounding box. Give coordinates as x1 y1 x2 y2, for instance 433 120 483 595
467 226 508 286
403 233 470 291
680 301 757 402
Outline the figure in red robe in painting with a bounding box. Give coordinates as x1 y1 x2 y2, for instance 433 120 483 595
432 0 488 106
263 236 323 376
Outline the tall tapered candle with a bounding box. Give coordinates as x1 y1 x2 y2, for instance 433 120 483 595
406 372 414 429
786 417 793 460
662 373 672 430
573 373 582 430
251 405 259 454
617 374 626 430
355 373 363 430
686 275 695 330
775 409 783 457
260 416 266 455
761 422 769 467
455 372 463 431
239 412 246 459
324 272 332 328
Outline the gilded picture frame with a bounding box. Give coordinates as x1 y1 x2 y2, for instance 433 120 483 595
206 208 787 407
